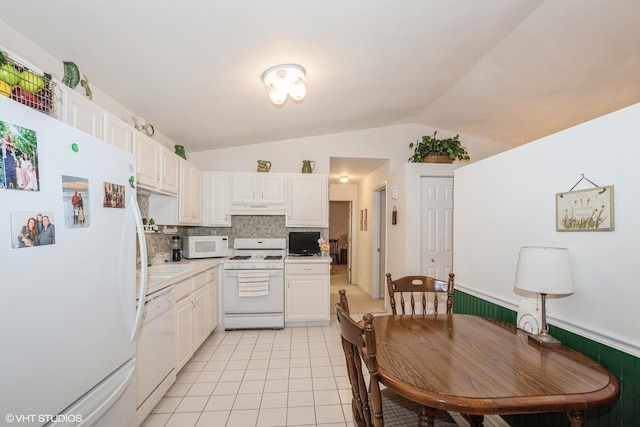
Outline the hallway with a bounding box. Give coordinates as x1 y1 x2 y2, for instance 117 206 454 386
329 265 385 315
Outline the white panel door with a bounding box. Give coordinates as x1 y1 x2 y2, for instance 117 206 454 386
420 177 454 280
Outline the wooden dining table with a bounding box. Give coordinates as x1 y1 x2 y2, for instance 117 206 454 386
367 314 619 427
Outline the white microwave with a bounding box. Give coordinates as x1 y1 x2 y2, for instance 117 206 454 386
182 235 229 259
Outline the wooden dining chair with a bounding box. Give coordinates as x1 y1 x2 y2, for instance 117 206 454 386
385 273 455 315
336 289 421 426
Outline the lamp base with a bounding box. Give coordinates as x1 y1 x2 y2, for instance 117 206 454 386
528 331 562 348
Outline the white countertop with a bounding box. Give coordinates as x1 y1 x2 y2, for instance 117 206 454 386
138 258 225 297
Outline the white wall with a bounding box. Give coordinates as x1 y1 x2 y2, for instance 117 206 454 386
386 163 462 277
189 124 514 174
191 124 513 298
454 102 640 356
0 20 177 150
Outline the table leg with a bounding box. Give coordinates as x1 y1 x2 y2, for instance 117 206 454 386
419 405 435 427
567 410 585 427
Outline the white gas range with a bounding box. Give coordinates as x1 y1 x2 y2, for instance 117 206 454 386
223 238 286 330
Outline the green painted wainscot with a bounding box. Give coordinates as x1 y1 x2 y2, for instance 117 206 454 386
454 290 638 427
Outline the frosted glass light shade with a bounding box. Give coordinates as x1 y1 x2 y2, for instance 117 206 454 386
514 246 574 295
268 87 287 105
262 64 306 105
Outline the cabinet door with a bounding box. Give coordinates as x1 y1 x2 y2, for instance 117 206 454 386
192 286 208 349
232 173 259 203
135 133 161 189
286 273 330 322
232 173 284 204
61 88 104 139
103 112 133 153
161 147 180 195
260 174 285 204
178 160 203 224
175 297 193 371
191 166 203 223
208 283 219 333
203 172 231 226
286 174 328 227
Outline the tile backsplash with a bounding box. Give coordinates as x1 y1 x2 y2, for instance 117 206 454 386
137 194 327 258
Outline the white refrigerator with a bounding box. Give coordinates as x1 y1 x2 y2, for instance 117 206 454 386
0 95 147 426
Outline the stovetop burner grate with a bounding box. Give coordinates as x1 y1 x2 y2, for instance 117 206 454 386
264 255 282 260
230 255 251 260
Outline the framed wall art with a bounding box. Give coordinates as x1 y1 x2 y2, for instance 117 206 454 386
556 185 614 231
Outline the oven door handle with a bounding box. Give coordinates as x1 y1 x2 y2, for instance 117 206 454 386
223 269 283 277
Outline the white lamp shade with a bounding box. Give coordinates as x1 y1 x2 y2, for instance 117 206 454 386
514 246 574 295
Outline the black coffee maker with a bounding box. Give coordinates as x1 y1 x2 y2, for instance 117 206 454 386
171 236 182 261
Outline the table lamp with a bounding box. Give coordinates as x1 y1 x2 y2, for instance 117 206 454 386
514 246 574 347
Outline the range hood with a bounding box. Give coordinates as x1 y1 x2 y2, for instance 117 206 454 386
229 203 286 216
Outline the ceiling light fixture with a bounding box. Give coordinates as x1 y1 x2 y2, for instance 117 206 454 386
339 176 350 183
261 64 306 106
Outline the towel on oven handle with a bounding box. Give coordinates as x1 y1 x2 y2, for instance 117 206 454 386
238 272 269 296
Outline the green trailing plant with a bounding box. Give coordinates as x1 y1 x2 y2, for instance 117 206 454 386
408 131 470 162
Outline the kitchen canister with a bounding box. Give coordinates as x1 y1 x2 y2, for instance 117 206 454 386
301 160 315 173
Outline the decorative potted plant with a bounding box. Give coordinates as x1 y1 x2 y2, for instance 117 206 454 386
408 131 470 163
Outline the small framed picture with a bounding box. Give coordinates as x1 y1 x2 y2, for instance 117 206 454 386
556 186 614 231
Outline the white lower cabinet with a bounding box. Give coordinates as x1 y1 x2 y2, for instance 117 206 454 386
285 260 331 326
173 264 221 373
192 285 208 350
174 279 193 372
206 266 219 332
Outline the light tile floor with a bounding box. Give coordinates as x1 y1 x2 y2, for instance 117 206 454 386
141 320 357 427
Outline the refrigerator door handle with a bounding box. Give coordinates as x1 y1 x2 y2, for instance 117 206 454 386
131 195 148 342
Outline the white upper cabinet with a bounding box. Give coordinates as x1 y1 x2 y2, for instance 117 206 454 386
203 172 232 226
230 173 286 215
178 159 203 225
232 173 285 205
148 160 203 226
135 133 179 195
59 87 103 140
286 174 328 227
103 112 133 153
161 146 180 195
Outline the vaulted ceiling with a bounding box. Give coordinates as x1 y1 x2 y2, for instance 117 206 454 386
3 1 640 154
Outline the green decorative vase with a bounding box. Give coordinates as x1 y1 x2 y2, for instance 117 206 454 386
174 145 186 159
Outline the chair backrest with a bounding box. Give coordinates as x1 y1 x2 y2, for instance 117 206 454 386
336 290 383 427
330 239 339 254
385 273 455 315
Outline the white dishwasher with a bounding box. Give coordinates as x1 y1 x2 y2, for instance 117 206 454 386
136 285 176 426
